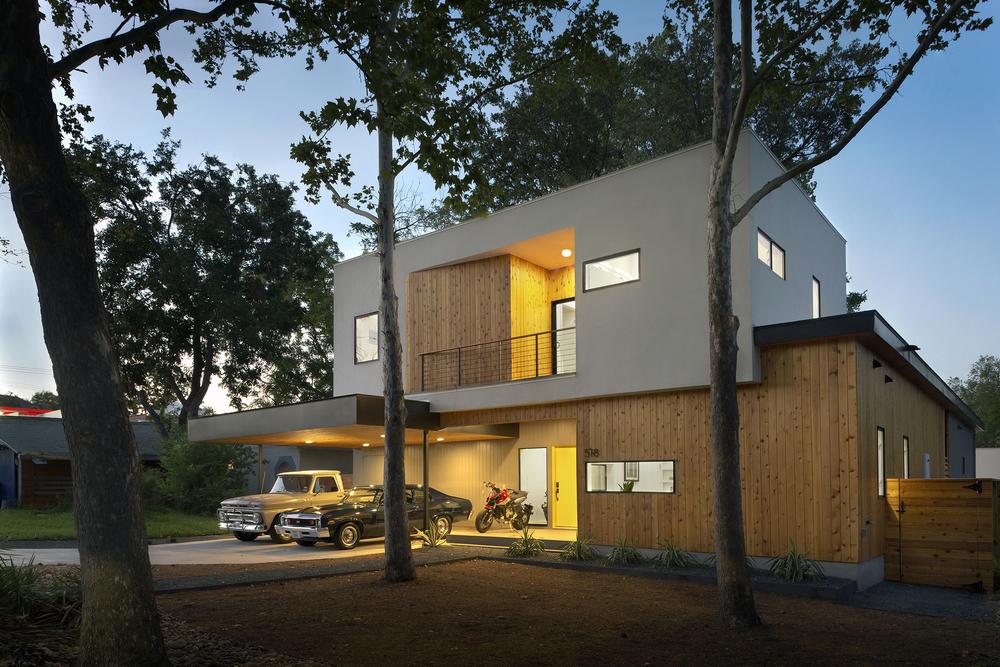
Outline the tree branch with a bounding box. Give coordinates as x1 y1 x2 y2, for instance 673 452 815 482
50 0 258 79
330 186 379 224
732 0 968 224
717 0 756 193
752 0 849 90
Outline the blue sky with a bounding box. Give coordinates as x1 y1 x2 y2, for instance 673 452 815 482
1 2 997 410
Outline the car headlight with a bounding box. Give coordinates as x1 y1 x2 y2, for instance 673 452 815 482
252 512 262 523
217 510 225 521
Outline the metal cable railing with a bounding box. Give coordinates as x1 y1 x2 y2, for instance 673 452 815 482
419 327 576 391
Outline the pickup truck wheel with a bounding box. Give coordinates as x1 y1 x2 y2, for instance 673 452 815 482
334 522 361 550
268 522 293 544
233 531 258 542
295 539 317 547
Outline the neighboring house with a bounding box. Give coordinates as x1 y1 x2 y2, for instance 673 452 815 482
0 406 58 417
977 448 1000 479
0 416 163 508
189 132 982 588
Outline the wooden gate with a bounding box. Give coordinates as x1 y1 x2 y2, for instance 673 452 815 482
885 478 998 591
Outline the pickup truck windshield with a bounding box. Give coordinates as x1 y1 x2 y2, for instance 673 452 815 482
270 475 313 494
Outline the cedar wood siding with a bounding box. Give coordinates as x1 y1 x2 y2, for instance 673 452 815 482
441 338 948 564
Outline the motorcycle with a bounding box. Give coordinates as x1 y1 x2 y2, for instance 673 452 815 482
474 482 533 533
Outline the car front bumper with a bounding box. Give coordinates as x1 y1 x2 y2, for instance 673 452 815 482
275 524 324 540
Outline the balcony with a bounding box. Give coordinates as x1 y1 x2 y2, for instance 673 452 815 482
418 327 576 392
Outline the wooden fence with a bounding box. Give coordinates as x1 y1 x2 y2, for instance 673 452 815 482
885 478 998 592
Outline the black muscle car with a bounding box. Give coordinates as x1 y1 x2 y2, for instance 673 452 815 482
276 485 473 549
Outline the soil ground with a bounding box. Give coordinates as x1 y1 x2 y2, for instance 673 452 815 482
159 559 1000 666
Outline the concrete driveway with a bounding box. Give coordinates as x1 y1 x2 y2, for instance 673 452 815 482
6 536 395 566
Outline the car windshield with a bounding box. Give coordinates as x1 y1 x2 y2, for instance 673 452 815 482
270 475 313 494
345 488 381 504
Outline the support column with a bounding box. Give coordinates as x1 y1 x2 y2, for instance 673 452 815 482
422 430 429 531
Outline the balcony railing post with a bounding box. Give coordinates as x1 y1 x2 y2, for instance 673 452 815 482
534 333 539 379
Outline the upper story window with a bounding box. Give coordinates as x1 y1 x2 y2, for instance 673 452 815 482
812 276 821 318
757 230 785 279
583 249 640 291
355 312 379 363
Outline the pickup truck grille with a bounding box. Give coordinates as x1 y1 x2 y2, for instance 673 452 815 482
219 509 258 523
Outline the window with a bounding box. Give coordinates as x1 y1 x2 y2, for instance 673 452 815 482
757 230 785 279
583 249 640 291
877 427 886 497
354 312 379 363
313 476 338 493
902 436 910 479
812 277 821 319
586 460 675 493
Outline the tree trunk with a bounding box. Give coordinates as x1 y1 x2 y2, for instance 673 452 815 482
0 3 168 663
707 0 761 628
376 104 415 583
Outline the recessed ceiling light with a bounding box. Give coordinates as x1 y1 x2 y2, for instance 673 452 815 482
436 437 445 442
305 440 313 444
362 442 371 447
561 248 572 258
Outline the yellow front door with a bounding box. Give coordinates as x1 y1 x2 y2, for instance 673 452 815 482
552 446 577 529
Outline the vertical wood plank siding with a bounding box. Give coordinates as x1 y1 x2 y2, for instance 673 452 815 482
440 339 949 563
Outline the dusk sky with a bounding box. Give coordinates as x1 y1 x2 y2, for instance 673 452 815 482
1 2 997 413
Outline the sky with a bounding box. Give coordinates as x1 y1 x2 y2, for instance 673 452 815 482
1 2 998 413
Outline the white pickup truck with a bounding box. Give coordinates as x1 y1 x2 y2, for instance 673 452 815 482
217 470 347 543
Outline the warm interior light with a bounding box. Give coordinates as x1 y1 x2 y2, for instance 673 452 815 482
561 248 573 258
380 434 385 438
362 442 371 447
304 440 314 444
436 437 445 442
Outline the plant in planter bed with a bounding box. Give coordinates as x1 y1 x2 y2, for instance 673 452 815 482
769 541 826 582
652 540 698 569
559 537 597 562
605 538 644 567
506 527 546 557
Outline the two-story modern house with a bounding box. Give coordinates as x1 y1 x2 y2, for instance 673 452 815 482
189 131 981 588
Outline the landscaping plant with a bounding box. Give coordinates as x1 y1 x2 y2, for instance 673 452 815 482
652 541 698 569
506 527 547 558
618 481 635 492
769 542 826 582
413 522 449 549
605 538 644 567
155 436 256 515
559 537 597 562
0 552 81 627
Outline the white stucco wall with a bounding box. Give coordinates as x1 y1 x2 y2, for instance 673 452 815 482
333 132 846 412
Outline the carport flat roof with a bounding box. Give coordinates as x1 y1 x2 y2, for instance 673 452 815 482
188 394 517 448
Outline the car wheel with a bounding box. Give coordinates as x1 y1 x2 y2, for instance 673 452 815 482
334 522 361 550
268 520 293 544
295 539 317 547
233 531 258 542
434 515 453 537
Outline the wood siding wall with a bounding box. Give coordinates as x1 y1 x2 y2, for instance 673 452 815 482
855 344 946 561
19 457 73 508
406 255 575 390
406 256 511 391
442 338 951 564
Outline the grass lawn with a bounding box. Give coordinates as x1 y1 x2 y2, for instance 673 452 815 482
0 508 224 540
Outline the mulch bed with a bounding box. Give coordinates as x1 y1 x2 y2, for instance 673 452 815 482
158 559 1000 666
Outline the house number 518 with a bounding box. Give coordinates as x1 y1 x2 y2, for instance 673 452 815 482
584 448 600 458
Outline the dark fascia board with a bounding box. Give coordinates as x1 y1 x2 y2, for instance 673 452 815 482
188 393 440 444
754 310 983 431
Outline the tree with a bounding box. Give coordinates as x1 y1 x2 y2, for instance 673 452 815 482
30 390 61 410
0 2 272 662
951 355 1000 448
198 0 616 583
0 393 32 408
684 0 991 627
71 134 341 433
846 275 868 312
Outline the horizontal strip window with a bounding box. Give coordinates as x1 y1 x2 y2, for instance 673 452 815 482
583 249 639 291
586 460 675 493
757 229 785 279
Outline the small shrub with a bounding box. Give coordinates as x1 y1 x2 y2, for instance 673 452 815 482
769 541 825 582
0 552 81 626
413 522 449 548
618 480 635 492
652 541 697 569
156 436 256 515
559 538 597 562
605 538 644 567
506 526 546 558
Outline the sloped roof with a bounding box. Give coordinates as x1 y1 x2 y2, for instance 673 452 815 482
0 416 163 460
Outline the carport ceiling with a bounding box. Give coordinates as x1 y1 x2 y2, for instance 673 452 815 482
188 394 517 448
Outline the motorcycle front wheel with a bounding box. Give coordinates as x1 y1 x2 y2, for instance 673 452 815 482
474 510 493 533
511 514 526 531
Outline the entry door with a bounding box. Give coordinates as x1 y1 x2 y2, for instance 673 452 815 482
552 446 578 529
552 299 576 374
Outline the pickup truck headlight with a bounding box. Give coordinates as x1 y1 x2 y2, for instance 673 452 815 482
252 512 262 524
217 510 225 522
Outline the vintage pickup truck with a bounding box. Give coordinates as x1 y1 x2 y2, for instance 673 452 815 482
217 470 346 542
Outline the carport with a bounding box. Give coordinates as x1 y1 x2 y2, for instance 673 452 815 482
188 394 517 530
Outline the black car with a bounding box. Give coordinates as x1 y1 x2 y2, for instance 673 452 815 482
276 484 473 549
